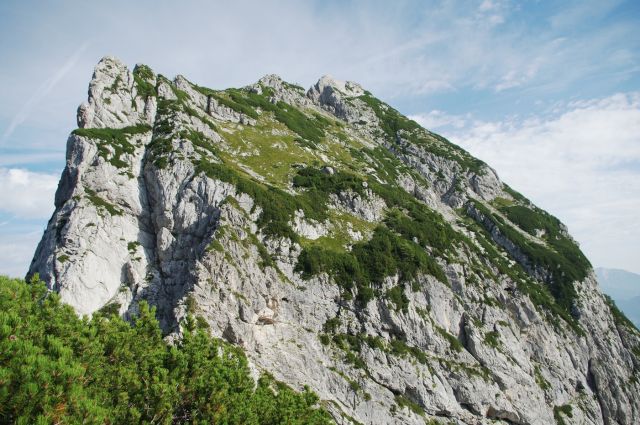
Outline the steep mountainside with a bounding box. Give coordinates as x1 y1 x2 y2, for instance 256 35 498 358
29 57 639 425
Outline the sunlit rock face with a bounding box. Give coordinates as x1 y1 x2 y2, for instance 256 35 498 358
29 57 640 425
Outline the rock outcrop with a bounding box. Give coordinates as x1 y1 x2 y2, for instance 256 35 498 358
29 57 640 425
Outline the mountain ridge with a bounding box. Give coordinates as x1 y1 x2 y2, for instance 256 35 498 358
28 56 640 424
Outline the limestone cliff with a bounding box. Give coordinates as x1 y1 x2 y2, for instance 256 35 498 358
29 57 640 425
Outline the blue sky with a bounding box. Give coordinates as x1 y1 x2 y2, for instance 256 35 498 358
1 0 639 276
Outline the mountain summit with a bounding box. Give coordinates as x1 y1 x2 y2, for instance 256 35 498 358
28 57 639 424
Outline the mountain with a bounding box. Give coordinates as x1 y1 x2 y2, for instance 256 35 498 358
597 267 640 328
28 57 639 424
597 267 640 300
617 297 640 328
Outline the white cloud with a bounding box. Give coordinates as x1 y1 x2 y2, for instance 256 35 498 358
410 110 470 129
0 228 42 278
476 0 507 26
0 168 58 219
442 92 640 273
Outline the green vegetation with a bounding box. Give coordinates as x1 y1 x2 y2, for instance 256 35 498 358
84 187 123 216
383 207 458 259
127 241 140 254
149 80 459 307
468 201 589 327
218 116 318 187
498 204 558 236
350 146 422 185
318 334 331 346
503 184 529 203
133 64 157 98
434 324 463 353
323 317 341 333
604 295 639 331
357 92 485 174
490 196 514 209
293 166 455 302
192 84 259 119
107 74 122 93
226 88 329 143
388 338 428 364
292 166 366 199
147 97 193 169
282 81 306 93
534 365 551 391
309 210 376 252
394 394 425 417
328 367 369 400
98 301 120 316
195 85 329 144
185 294 197 314
145 82 217 169
207 238 224 253
196 159 318 241
459 214 585 335
296 226 442 303
497 204 592 289
57 254 69 263
331 334 367 369
484 330 501 349
0 276 332 424
553 404 573 425
386 285 409 312
73 125 151 169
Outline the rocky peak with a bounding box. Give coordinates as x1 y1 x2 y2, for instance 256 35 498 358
251 73 310 107
257 73 285 88
77 56 157 129
307 75 374 125
29 57 640 425
313 74 365 97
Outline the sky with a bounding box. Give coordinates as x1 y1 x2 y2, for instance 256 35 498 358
0 0 639 276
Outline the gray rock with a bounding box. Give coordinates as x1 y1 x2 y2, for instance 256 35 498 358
29 58 640 425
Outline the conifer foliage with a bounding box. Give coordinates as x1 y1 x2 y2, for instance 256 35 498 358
0 275 332 424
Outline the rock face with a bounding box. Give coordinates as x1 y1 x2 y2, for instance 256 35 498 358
29 57 640 425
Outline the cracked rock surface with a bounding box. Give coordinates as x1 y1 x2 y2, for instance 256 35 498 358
30 57 640 425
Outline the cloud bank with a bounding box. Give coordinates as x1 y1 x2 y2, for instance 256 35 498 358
412 92 640 273
0 168 58 219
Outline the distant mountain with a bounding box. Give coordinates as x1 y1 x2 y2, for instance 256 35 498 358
597 267 640 327
617 296 640 328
